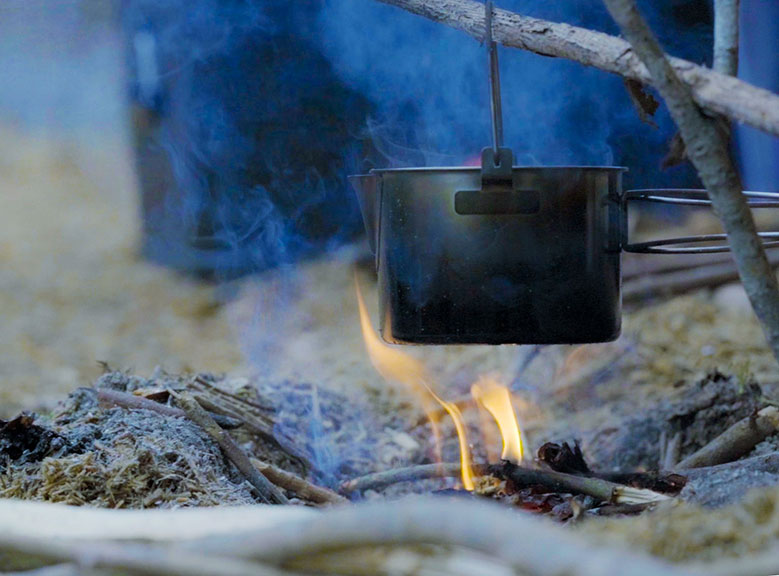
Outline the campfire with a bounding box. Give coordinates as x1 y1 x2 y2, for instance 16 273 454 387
2 0 779 575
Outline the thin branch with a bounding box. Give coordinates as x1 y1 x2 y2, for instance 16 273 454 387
340 462 669 505
97 388 240 429
676 406 779 469
250 458 348 505
600 0 779 365
340 462 463 493
713 0 739 77
375 0 779 137
494 462 670 504
172 391 288 505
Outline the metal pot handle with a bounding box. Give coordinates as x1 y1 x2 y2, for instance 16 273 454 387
622 189 779 254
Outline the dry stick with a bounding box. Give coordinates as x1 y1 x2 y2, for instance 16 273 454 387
339 462 669 505
623 250 779 302
340 462 462 493
600 0 779 364
172 391 288 505
202 498 695 576
250 458 348 505
375 0 779 136
676 406 779 469
190 376 311 468
97 388 240 429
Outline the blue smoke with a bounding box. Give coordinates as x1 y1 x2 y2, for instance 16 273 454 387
315 0 708 185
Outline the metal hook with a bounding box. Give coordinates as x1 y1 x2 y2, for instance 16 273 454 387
486 1 504 163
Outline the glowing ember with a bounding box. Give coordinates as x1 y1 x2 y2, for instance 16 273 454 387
356 280 475 490
471 376 524 464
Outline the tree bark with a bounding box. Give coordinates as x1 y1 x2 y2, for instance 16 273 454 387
375 0 779 137
599 0 779 364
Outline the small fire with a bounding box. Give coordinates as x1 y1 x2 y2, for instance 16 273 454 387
356 280 524 491
471 376 524 464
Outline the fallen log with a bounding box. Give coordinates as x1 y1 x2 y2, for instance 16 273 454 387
623 250 779 303
375 0 779 137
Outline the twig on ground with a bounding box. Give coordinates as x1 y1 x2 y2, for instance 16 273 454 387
676 406 779 469
340 461 669 505
172 391 288 505
190 376 311 468
97 388 240 429
601 0 779 365
250 458 347 506
494 462 671 505
623 251 779 303
375 0 779 136
340 463 464 494
537 441 686 494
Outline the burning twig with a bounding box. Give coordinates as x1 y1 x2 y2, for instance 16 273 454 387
340 461 670 505
172 391 288 505
537 442 687 494
601 0 779 365
250 458 348 506
494 462 671 505
676 406 779 469
97 388 240 429
374 0 779 137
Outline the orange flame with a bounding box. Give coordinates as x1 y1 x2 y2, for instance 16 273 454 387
355 280 475 490
471 376 524 464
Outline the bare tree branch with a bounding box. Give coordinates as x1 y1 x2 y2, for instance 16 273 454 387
599 0 779 364
375 0 779 136
713 0 740 77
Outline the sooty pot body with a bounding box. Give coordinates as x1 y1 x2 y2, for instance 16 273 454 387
352 166 626 345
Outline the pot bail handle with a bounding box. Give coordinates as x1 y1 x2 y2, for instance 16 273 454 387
622 189 779 254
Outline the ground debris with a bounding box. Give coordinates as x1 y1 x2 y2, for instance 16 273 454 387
0 413 68 467
588 370 763 471
581 486 779 563
0 384 257 507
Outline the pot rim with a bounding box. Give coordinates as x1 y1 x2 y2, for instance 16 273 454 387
367 165 628 174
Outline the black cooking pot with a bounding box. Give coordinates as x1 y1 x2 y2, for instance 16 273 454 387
349 2 779 346
350 151 779 345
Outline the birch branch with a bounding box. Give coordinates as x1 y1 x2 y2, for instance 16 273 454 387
599 0 779 364
374 0 779 137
